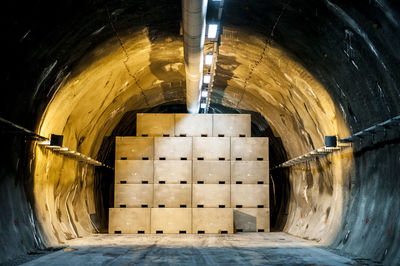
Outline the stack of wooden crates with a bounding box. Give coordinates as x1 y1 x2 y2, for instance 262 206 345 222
109 114 269 234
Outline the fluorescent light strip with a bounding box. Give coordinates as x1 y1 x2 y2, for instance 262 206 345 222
207 24 218 38
203 75 211 84
205 54 213 65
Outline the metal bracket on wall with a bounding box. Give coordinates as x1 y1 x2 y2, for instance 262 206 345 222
272 114 400 170
0 117 47 140
0 116 112 169
339 114 400 143
38 140 112 168
272 144 351 169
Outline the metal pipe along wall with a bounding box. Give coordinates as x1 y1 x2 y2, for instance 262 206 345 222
182 0 208 113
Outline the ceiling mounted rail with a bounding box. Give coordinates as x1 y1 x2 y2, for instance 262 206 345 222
200 0 224 113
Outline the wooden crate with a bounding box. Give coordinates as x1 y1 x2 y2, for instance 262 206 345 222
192 208 233 234
137 113 175 137
109 208 150 234
151 208 192 234
115 137 154 160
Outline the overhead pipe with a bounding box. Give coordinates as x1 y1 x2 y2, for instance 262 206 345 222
182 0 208 113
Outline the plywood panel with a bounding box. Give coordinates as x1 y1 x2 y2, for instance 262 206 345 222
192 208 233 234
231 137 269 161
154 184 191 208
151 208 192 234
213 114 251 137
231 161 269 184
175 114 213 137
233 208 270 232
115 160 154 184
231 185 269 208
193 137 230 160
154 160 192 184
154 137 192 160
114 184 153 208
192 184 230 208
109 208 150 234
193 161 230 184
136 113 175 137
115 137 154 160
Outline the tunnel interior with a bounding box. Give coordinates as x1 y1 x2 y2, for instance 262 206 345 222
94 103 290 233
1 0 400 264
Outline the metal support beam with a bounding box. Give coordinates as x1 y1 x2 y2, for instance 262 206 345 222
0 116 111 168
273 114 400 169
0 117 47 140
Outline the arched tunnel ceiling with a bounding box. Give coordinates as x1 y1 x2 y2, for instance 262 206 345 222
32 0 351 250
1 0 400 264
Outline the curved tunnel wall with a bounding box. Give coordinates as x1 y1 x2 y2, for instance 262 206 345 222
1 0 399 264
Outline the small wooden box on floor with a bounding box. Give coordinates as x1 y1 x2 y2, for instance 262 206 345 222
233 208 270 232
192 208 233 234
109 208 150 234
151 208 192 234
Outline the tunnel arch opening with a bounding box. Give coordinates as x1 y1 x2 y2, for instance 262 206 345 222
31 24 352 247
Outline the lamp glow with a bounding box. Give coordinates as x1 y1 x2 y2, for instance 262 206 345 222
201 90 209 97
200 102 207 108
203 75 211 84
205 54 213 66
207 24 218 38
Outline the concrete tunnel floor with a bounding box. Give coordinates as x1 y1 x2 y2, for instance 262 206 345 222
19 233 357 266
